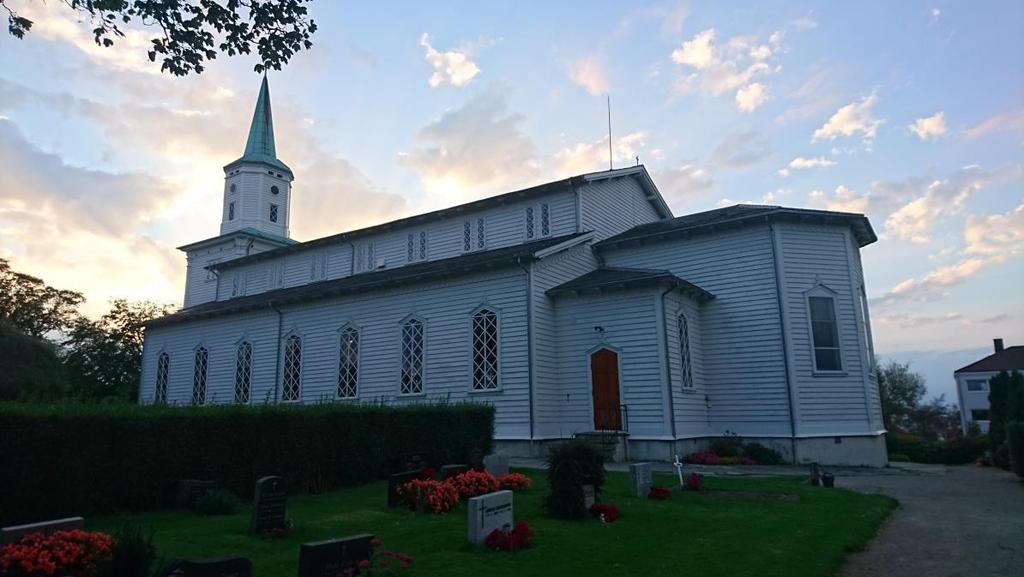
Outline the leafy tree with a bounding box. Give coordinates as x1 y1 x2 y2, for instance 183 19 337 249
876 360 927 432
62 299 177 401
3 0 317 75
988 370 1024 448
908 395 961 440
0 320 69 400
0 258 84 338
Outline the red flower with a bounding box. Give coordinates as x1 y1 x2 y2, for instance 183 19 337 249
398 478 459 514
589 503 622 523
496 473 532 492
484 521 534 552
420 467 437 480
357 559 370 569
369 538 382 547
647 486 672 500
445 470 500 500
684 473 704 491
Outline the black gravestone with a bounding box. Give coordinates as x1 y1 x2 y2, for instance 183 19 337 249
156 557 252 577
467 445 485 471
250 476 287 535
438 464 469 481
297 534 375 577
387 469 423 508
1 517 84 545
177 480 217 510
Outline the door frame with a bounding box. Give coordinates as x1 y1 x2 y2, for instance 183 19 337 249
586 344 624 432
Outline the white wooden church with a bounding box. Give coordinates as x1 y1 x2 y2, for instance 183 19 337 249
141 79 887 466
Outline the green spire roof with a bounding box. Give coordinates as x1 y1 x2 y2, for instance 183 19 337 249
226 75 291 173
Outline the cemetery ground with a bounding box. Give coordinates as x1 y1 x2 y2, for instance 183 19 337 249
88 470 895 577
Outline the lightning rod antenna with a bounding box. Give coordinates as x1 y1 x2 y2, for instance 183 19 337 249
607 94 613 170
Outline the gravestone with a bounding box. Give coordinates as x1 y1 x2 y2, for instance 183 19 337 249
467 490 513 545
250 476 287 535
177 480 217 510
467 446 485 470
808 463 821 486
628 462 653 497
156 557 252 577
297 534 375 577
387 469 423 508
582 484 596 510
1 517 84 545
438 464 469 481
482 453 510 476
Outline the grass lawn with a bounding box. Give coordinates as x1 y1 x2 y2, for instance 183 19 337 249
90 470 895 577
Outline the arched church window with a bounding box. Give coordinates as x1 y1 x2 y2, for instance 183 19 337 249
154 352 169 403
472 308 499 391
192 346 208 405
282 334 302 401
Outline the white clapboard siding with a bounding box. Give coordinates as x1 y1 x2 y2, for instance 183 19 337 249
551 289 668 438
143 267 532 439
848 234 884 429
601 225 793 436
776 223 875 434
664 292 711 437
530 242 601 438
580 176 664 241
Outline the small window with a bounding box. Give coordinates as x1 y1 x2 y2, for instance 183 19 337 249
541 203 550 236
228 201 235 220
230 183 237 193
472 308 499 391
970 409 991 421
678 314 694 389
401 318 424 395
282 335 302 401
192 346 208 405
407 233 415 262
476 218 485 249
271 185 280 195
419 231 427 260
235 342 252 403
407 232 428 262
966 379 988 392
338 327 359 399
269 203 279 223
154 352 169 403
525 207 535 239
463 221 472 252
809 296 842 371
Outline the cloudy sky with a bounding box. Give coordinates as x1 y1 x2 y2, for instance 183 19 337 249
1 1 1021 398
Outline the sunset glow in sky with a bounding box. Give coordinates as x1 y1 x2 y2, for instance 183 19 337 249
1 1 1021 398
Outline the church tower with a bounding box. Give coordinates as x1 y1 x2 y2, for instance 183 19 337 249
220 76 294 240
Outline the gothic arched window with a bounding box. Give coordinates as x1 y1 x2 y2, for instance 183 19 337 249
472 308 499 391
192 346 208 405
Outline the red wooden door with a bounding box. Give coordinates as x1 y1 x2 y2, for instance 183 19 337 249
591 348 622 430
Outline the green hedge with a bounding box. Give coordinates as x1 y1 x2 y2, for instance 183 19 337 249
886 433 987 465
0 401 494 525
1008 422 1024 478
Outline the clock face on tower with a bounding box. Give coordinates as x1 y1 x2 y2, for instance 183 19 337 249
271 185 280 195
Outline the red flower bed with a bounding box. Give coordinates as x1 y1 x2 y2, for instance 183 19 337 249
684 473 704 491
589 503 621 523
484 522 534 552
497 472 532 492
420 467 437 480
398 478 460 514
0 529 115 577
446 470 500 500
684 451 756 465
647 486 672 500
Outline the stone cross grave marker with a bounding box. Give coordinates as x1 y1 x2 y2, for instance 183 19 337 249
1 517 84 545
467 490 513 545
156 557 252 577
438 464 469 481
582 484 596 510
387 469 423 508
628 462 653 497
297 534 375 577
482 453 510 476
249 476 287 536
672 454 686 488
176 480 217 510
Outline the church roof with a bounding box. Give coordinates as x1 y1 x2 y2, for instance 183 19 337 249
224 76 292 174
594 204 877 249
177 227 298 252
149 232 586 328
546 267 714 301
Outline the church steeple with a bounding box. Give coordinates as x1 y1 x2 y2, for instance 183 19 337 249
220 76 294 238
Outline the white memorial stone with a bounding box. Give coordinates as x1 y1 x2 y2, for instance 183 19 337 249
628 462 653 497
582 484 596 510
482 453 510 476
467 490 513 545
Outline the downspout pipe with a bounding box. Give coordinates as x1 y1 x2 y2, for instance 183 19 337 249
769 224 799 463
515 256 535 448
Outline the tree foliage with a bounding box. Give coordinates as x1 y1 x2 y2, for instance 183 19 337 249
988 370 1024 449
0 320 69 401
876 360 927 432
62 299 177 401
3 0 317 76
0 258 84 337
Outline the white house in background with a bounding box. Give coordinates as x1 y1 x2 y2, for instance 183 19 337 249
954 339 1024 433
140 79 888 466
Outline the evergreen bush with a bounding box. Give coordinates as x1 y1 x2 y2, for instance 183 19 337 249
1007 422 1024 478
0 401 493 525
108 524 156 577
741 442 785 465
544 439 605 519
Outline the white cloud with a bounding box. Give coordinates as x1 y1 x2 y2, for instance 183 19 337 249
554 132 646 176
568 56 610 96
812 93 884 146
655 162 714 207
965 108 1024 139
777 168 789 177
710 131 770 168
419 33 481 88
963 202 1024 256
807 185 869 213
909 112 947 140
671 29 717 69
788 156 836 169
735 82 768 113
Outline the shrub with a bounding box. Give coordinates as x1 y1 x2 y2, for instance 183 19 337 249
647 486 671 500
544 439 605 519
447 470 499 500
193 489 241 515
484 522 534 552
988 371 1024 450
108 524 156 577
993 442 1011 470
719 456 757 465
0 401 493 525
742 442 785 465
398 479 460 514
0 529 115 577
589 503 621 523
709 433 743 457
1007 422 1024 478
886 432 986 465
684 473 704 491
497 472 532 492
888 453 910 462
